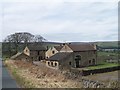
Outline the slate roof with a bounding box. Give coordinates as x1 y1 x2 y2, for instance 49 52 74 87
47 52 72 61
10 52 29 59
67 43 96 51
54 46 63 51
27 44 47 51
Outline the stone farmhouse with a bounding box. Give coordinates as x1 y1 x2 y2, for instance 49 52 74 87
46 45 63 59
46 43 97 69
11 44 47 61
11 43 97 70
24 45 47 61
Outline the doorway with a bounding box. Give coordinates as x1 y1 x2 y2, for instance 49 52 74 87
38 56 42 61
75 55 81 68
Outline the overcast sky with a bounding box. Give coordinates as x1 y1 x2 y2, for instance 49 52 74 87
0 0 119 42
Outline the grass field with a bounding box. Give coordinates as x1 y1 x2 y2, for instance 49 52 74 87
84 62 119 70
97 51 118 56
95 41 118 48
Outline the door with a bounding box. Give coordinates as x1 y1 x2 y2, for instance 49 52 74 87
75 59 80 68
75 55 81 68
38 56 42 61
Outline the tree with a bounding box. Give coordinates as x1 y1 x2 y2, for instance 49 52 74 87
3 32 34 53
3 35 13 57
33 35 47 42
3 32 47 54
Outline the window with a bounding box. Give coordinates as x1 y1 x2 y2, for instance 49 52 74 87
89 60 91 64
52 51 55 54
55 63 57 66
75 55 81 60
69 62 71 65
48 62 50 65
51 62 53 66
92 59 95 65
39 56 43 61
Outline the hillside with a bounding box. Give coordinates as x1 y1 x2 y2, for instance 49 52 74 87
69 41 119 48
94 41 119 48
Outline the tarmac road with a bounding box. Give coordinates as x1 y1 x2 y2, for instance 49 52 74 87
0 59 19 89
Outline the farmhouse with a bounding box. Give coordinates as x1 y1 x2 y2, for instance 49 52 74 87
23 45 47 61
46 45 63 59
11 44 47 61
46 43 97 69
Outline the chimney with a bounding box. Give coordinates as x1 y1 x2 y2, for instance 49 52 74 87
93 43 97 50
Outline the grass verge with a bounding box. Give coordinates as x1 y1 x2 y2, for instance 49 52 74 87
4 60 35 88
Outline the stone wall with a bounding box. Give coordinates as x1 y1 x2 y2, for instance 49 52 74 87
73 51 97 67
81 78 119 88
81 78 106 88
82 66 120 76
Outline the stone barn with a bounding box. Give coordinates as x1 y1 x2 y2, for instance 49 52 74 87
10 52 31 61
46 45 63 59
46 52 73 69
46 43 97 69
24 45 47 61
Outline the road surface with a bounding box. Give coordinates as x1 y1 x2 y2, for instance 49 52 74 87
0 59 19 88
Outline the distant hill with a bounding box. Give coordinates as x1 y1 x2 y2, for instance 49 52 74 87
94 41 119 48
68 41 119 49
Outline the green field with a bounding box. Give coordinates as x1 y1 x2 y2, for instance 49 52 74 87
97 51 118 56
84 62 119 70
95 41 119 48
84 51 119 70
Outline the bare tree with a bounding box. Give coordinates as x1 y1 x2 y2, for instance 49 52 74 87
3 35 13 57
3 32 34 53
3 32 47 54
33 35 47 42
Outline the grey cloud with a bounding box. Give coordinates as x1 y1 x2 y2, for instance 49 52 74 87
1 1 118 42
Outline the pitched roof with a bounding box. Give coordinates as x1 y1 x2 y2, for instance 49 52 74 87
47 52 72 61
67 43 96 51
27 44 46 51
10 52 29 59
54 46 63 51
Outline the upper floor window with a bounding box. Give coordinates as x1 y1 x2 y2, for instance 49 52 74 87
26 49 28 52
52 51 55 54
